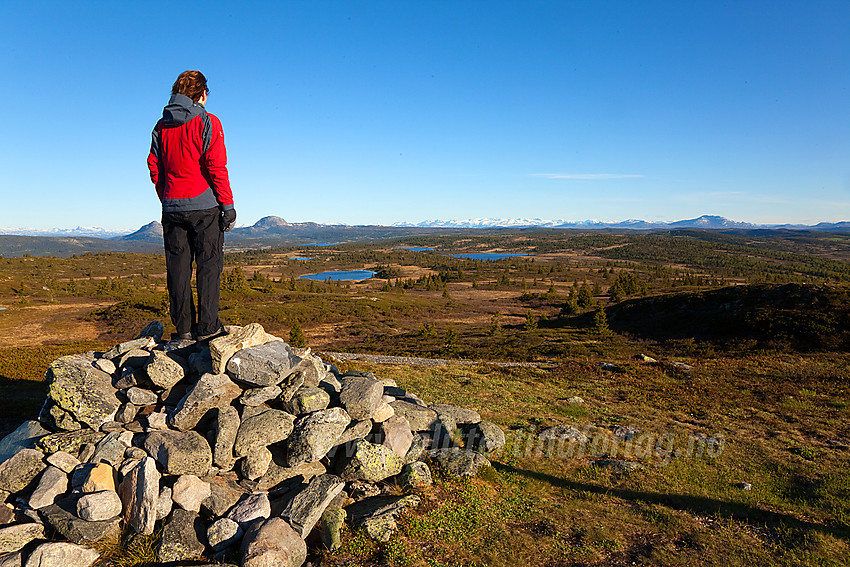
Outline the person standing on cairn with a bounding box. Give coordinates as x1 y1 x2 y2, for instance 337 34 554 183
147 70 236 342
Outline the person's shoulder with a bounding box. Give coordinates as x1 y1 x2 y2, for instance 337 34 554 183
205 111 224 124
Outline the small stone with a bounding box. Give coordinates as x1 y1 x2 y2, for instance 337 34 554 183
114 403 138 424
240 517 306 567
80 462 115 493
29 466 68 509
538 424 589 444
282 385 331 415
737 482 753 491
460 421 505 454
225 340 300 387
0 421 50 464
372 402 394 423
89 432 126 468
144 351 186 391
172 475 211 512
156 486 173 521
233 409 295 458
338 440 404 482
125 447 147 460
239 385 282 407
23 541 100 567
136 320 165 341
566 396 585 404
156 508 205 564
319 507 346 551
399 461 432 490
45 452 80 474
126 387 158 406
206 517 242 552
76 490 123 521
209 323 273 375
377 415 414 458
146 412 168 430
93 358 116 375
169 373 242 431
428 447 490 477
225 492 271 526
202 476 247 517
103 337 155 360
286 407 351 467
213 406 240 471
38 500 120 544
117 457 160 535
239 448 273 481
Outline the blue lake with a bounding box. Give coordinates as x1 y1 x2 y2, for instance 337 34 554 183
300 270 376 281
394 246 436 251
289 256 315 260
448 253 531 261
306 242 341 247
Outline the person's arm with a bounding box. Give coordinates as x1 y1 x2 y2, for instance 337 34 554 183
147 129 164 200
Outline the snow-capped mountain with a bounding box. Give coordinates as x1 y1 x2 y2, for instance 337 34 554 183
0 226 133 238
393 215 761 229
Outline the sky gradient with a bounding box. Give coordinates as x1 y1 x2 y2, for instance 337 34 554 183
1 1 848 231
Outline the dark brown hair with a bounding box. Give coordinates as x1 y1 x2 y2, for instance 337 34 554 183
171 70 208 102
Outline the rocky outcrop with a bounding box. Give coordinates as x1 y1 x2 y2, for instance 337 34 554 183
0 321 502 566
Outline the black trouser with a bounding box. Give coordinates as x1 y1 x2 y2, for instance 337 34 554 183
162 208 223 337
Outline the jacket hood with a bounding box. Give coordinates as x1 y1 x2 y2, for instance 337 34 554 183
160 93 205 126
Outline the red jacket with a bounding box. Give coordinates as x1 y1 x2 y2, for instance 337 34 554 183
147 93 234 212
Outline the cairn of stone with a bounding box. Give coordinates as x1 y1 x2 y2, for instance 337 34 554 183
0 321 505 566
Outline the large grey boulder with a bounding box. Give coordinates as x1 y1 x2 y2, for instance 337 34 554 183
28 466 68 509
399 461 433 490
212 406 240 471
0 421 49 464
286 408 351 467
23 541 100 567
225 340 299 387
0 523 45 554
143 430 212 476
346 495 422 542
338 440 404 482
156 508 205 564
389 400 439 431
281 474 346 538
339 374 383 421
461 421 506 453
168 373 242 431
240 517 306 567
45 355 121 430
233 409 295 458
0 449 45 493
117 457 159 535
144 350 185 390
209 323 273 374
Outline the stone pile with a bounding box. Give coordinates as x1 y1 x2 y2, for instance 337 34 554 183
0 322 504 566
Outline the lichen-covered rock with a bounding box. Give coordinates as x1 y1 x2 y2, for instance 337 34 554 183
0 449 45 493
239 447 273 481
225 340 299 387
430 403 481 424
399 461 433 490
461 421 506 454
286 408 351 467
0 523 45 554
143 430 212 476
319 507 346 551
346 494 421 542
538 424 589 444
156 508 205 564
212 406 240 471
37 430 103 455
338 440 404 482
428 447 490 476
206 517 242 552
45 355 121 430
282 385 330 415
233 409 295 458
144 350 185 391
288 353 327 388
240 517 306 567
169 373 242 431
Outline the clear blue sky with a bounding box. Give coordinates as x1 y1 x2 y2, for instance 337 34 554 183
1 1 848 230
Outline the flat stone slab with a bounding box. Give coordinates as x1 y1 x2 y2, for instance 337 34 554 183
346 494 422 542
24 541 101 567
0 523 46 554
225 340 300 387
281 474 345 538
144 430 213 476
39 498 121 544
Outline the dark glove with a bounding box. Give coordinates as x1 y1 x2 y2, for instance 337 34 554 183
220 208 237 232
